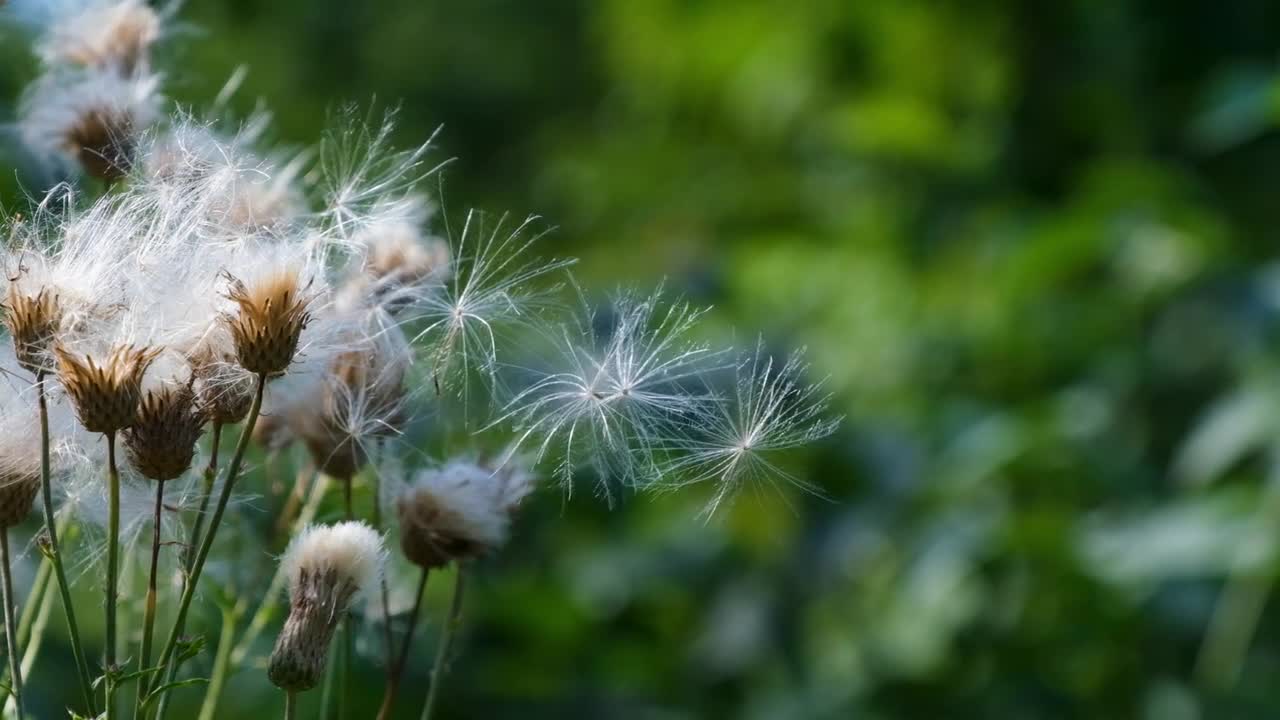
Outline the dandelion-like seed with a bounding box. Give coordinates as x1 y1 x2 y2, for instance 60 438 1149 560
3 286 63 375
268 521 384 693
123 382 207 482
56 344 159 434
413 211 573 396
664 342 840 516
354 221 450 317
222 270 313 376
497 289 717 494
40 0 162 73
396 458 535 569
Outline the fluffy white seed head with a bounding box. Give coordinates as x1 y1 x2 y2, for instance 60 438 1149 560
395 457 536 568
37 0 162 73
281 521 385 599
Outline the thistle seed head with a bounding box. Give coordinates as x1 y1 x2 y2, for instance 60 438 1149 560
295 345 406 479
222 270 313 376
3 286 63 375
56 344 160 434
397 459 535 569
124 382 207 482
268 522 383 691
41 0 161 73
187 345 256 424
66 105 138 182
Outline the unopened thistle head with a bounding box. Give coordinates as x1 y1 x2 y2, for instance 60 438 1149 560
3 285 63 375
222 270 313 376
397 458 535 569
56 344 159 434
123 382 207 481
268 521 384 692
39 0 162 73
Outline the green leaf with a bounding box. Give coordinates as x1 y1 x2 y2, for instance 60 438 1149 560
142 678 209 710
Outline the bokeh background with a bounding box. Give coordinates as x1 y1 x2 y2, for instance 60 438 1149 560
6 0 1280 718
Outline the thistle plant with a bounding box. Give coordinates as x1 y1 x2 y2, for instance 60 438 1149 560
0 2 839 718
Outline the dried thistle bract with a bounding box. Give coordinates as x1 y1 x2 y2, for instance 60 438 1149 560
56 344 160 434
222 271 312 376
3 286 63 375
124 383 207 481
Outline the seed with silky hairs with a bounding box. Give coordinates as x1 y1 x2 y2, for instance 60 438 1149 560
187 346 255 424
2 286 62 375
295 347 405 480
124 383 207 482
56 344 159 434
268 522 382 692
222 270 312 376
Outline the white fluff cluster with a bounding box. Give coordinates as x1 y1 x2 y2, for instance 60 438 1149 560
282 521 385 597
397 457 536 552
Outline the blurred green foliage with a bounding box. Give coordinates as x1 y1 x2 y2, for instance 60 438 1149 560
9 0 1280 718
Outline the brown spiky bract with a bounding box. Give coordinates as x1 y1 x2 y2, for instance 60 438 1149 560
3 286 63 375
222 271 312 376
64 107 136 182
0 470 40 529
124 383 207 481
267 568 357 692
56 344 160 434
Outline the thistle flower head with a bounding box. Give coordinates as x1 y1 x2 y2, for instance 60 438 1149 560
39 0 162 73
269 521 384 692
3 285 64 375
55 343 159 433
344 205 450 317
396 457 535 569
123 380 207 481
0 385 43 529
221 267 314 376
20 67 160 181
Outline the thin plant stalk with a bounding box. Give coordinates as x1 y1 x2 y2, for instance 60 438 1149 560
284 691 297 720
185 421 222 574
0 531 25 720
4 552 56 717
105 430 121 720
197 602 241 720
370 445 394 674
320 641 337 719
420 567 466 720
0 549 50 711
36 374 96 714
133 478 166 719
150 374 265 713
375 568 429 720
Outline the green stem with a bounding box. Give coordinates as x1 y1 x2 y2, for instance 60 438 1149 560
106 430 120 720
133 478 165 719
5 547 57 717
196 603 240 720
185 421 222 575
320 640 337 719
420 567 466 720
150 373 265 716
0 547 50 711
0 531 25 720
370 448 394 675
284 691 297 720
36 375 96 714
375 568 429 720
